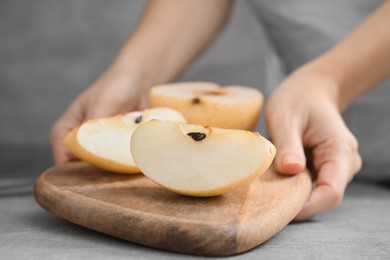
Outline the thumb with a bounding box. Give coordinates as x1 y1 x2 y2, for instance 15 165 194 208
268 118 306 174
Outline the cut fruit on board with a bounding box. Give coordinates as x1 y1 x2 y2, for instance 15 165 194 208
63 107 186 174
149 82 263 130
130 120 276 196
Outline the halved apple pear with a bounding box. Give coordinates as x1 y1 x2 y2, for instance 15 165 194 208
64 107 186 174
149 82 264 130
130 120 276 196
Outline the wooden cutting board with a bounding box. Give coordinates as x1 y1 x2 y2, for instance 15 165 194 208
34 162 311 256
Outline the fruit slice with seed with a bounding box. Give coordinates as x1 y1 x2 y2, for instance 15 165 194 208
130 120 276 196
149 82 264 130
64 107 186 174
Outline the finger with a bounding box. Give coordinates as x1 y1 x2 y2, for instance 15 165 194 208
294 159 349 221
50 100 84 164
51 140 69 164
51 137 78 164
50 121 79 164
267 115 306 174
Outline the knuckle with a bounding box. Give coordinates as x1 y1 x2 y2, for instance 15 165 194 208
329 186 344 209
348 135 359 151
346 134 362 175
324 134 361 160
354 153 363 175
328 186 344 208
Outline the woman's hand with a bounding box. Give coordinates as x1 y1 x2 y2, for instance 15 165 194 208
50 67 149 164
266 0 390 220
266 67 362 221
49 0 233 165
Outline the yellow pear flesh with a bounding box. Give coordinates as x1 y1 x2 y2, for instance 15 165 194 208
64 107 186 174
131 120 276 196
149 82 263 130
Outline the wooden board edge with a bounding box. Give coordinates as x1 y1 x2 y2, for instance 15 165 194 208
33 171 241 256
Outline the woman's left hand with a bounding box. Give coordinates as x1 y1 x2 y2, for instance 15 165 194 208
265 67 362 221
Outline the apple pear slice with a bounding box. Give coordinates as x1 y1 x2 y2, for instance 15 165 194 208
130 120 276 196
64 107 186 174
149 82 263 130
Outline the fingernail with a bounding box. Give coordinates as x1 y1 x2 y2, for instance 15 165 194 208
280 154 304 173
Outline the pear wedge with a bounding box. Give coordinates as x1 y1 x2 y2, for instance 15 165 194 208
131 120 276 196
64 107 186 174
149 82 263 130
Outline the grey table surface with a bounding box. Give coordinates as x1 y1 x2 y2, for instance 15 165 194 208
1 144 389 260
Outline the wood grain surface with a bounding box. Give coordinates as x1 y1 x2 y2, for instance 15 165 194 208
34 162 311 256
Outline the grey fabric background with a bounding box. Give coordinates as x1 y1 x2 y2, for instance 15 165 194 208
0 0 389 167
0 0 270 144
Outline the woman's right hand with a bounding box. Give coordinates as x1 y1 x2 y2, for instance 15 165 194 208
50 66 149 164
49 0 234 164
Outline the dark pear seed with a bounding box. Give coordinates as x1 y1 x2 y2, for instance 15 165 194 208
134 115 142 124
187 132 206 141
192 97 201 104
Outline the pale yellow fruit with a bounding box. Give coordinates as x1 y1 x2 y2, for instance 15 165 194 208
149 82 264 130
64 107 186 174
130 120 276 196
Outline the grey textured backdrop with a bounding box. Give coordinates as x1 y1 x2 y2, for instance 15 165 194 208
0 0 273 145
